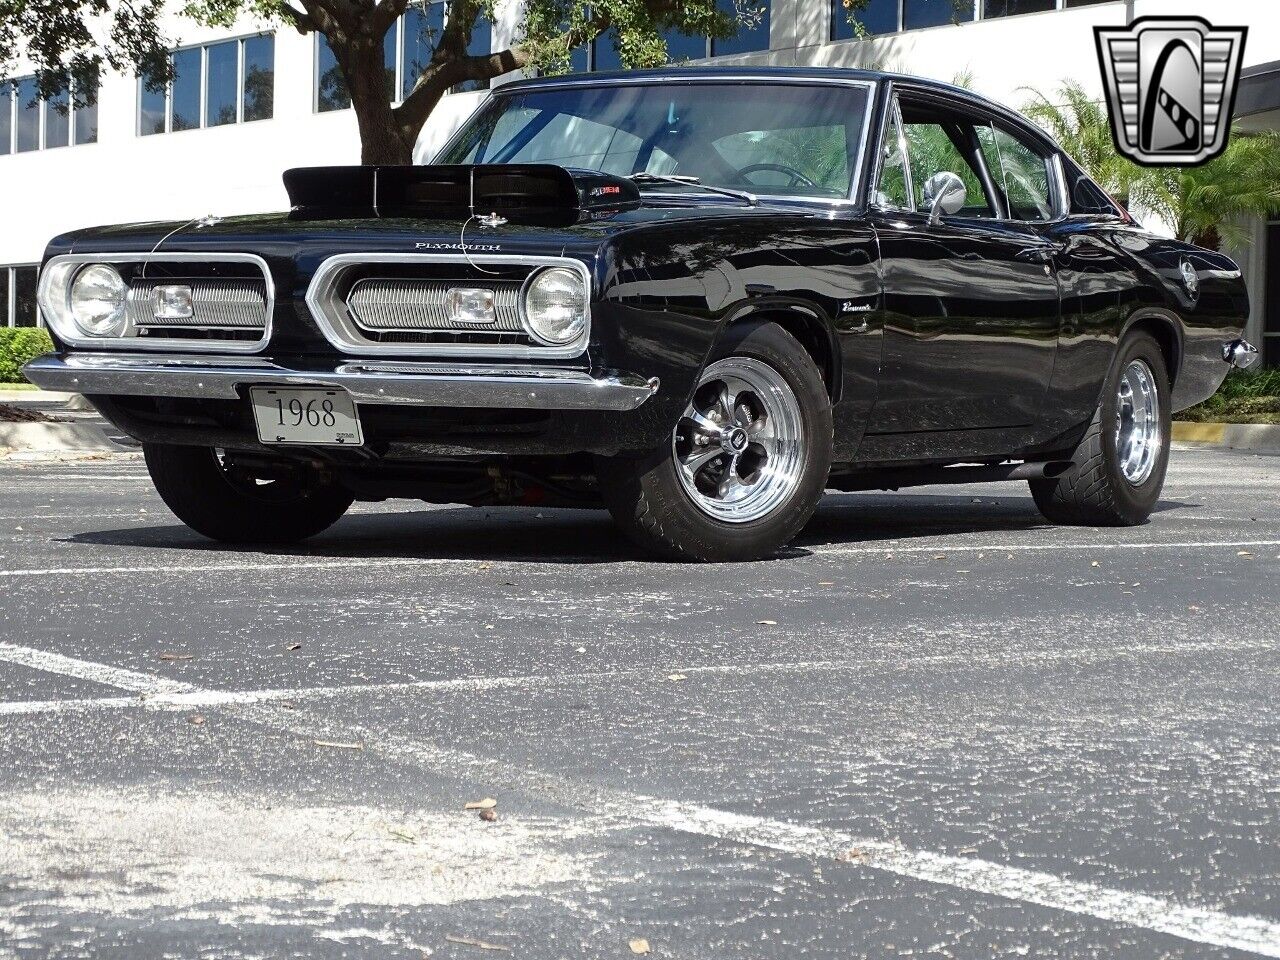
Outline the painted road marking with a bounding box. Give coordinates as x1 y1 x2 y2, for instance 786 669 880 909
0 642 196 696
2 641 1279 956
1 637 1274 719
0 538 1278 579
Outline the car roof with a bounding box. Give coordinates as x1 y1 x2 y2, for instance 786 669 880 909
497 67 1057 153
502 66 961 97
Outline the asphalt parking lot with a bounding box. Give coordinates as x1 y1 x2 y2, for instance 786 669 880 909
1 446 1278 959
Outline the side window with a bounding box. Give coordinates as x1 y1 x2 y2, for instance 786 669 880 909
899 109 996 218
875 102 912 210
977 123 1056 222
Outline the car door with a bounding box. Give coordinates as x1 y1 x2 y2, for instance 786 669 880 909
861 91 1063 460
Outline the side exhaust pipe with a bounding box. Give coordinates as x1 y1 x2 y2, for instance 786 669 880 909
831 460 1074 492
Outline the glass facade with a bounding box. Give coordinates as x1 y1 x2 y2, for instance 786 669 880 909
243 35 275 121
7 266 39 328
713 0 771 55
903 0 973 30
43 86 70 149
984 0 1055 14
832 0 898 40
206 40 240 127
141 34 274 134
15 78 40 153
401 2 446 101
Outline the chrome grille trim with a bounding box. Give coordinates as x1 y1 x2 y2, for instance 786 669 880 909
127 279 268 330
307 253 591 360
36 252 274 355
347 279 524 333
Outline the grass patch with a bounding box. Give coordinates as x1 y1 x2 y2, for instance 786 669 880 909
1179 368 1280 424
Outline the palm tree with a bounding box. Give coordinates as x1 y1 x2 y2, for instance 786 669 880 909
1022 81 1280 252
1020 81 1146 208
1134 132 1280 250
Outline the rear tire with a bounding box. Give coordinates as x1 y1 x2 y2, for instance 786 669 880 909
1030 332 1170 526
598 321 833 561
144 444 354 544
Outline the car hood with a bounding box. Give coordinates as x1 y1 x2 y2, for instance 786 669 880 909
46 203 800 264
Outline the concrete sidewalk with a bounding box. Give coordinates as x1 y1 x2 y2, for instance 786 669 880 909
1172 421 1280 454
0 388 129 455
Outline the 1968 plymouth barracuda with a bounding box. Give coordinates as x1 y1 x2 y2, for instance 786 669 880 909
27 68 1254 561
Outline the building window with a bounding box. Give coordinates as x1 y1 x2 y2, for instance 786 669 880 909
903 0 973 29
2 266 40 328
832 0 898 40
0 71 97 154
982 0 1054 15
318 5 491 112
139 34 275 135
711 0 770 56
585 0 770 69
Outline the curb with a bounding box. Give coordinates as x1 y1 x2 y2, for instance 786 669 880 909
1172 421 1280 454
0 422 130 455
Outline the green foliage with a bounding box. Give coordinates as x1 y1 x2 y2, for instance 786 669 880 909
1135 131 1280 250
1179 370 1280 425
0 328 54 384
1020 80 1146 208
1022 81 1280 250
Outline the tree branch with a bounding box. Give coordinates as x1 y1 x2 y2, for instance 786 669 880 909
276 2 318 33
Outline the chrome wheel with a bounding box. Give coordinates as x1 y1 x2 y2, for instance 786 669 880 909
672 357 805 523
1116 359 1160 485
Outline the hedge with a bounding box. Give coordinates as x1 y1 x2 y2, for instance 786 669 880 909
0 328 54 383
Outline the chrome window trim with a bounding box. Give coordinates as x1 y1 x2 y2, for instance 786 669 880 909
306 253 592 359
435 76 878 210
36 252 274 354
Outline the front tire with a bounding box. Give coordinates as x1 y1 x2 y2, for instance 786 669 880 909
598 321 833 561
1030 331 1171 526
144 444 354 544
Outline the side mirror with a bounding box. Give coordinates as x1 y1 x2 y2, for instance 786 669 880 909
922 171 967 225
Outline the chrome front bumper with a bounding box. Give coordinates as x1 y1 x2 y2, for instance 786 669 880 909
23 353 660 412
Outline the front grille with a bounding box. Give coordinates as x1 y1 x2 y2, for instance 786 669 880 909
127 278 269 332
347 279 524 334
307 254 590 360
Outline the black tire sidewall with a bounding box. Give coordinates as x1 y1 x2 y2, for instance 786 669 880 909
603 321 833 561
144 444 353 543
1101 332 1172 521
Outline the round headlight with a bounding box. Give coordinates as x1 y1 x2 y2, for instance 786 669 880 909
524 267 587 346
69 264 128 337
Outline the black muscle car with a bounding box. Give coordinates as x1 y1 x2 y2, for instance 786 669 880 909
27 68 1255 561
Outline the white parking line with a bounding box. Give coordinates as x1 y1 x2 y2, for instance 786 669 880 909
2 636 1274 719
811 538 1280 557
1 641 1278 955
0 642 196 696
0 537 1278 580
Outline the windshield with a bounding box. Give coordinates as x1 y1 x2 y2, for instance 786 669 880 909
437 81 872 201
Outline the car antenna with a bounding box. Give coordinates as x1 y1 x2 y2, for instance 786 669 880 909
460 166 502 275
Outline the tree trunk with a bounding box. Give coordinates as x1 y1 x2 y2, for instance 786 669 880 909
1190 225 1222 251
342 39 415 165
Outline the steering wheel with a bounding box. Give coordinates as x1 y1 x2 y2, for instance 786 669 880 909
735 162 819 189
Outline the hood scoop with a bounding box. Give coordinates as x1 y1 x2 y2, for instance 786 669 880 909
283 164 641 225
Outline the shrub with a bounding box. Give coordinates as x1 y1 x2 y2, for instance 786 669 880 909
0 328 54 383
1180 368 1280 424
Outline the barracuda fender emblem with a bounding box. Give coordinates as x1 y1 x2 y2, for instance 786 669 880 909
1095 16 1247 167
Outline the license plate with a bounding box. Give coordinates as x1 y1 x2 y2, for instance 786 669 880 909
250 387 364 446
